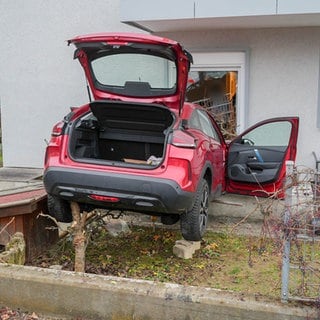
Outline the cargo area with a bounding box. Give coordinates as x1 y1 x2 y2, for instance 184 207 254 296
69 101 175 166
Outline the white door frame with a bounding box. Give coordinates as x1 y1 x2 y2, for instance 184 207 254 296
190 51 248 133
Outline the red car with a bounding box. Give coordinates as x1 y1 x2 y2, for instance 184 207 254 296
43 33 299 241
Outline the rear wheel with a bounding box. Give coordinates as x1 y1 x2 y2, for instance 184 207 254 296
47 195 73 223
180 178 209 241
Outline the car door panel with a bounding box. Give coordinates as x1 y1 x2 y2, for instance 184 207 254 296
228 145 286 184
226 117 299 197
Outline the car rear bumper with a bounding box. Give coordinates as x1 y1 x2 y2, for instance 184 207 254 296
43 167 194 215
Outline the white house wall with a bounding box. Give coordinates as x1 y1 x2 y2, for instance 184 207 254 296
0 0 138 168
1 1 320 170
159 27 320 169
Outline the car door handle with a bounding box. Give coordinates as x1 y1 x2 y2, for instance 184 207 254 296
254 149 264 162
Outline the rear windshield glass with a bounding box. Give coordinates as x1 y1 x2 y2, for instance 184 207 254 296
91 53 177 98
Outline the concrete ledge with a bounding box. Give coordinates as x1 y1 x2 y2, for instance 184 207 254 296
0 264 316 319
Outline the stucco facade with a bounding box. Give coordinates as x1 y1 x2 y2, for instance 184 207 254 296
158 27 320 168
121 0 320 169
0 0 138 168
0 0 320 169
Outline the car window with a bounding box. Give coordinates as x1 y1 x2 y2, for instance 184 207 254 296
189 110 221 141
91 53 177 98
198 110 221 141
189 110 201 129
240 121 292 146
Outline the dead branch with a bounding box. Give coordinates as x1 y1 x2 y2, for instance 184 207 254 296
212 199 243 206
230 204 260 233
70 201 88 273
37 213 63 232
58 210 98 239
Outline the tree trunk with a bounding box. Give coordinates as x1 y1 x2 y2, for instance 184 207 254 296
70 201 88 273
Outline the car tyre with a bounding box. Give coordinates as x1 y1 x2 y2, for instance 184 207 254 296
47 194 73 223
180 178 209 241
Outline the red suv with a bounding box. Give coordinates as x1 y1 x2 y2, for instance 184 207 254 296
44 33 299 241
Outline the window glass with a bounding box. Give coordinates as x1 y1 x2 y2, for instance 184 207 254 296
242 121 292 146
91 53 176 97
189 110 201 130
189 110 221 141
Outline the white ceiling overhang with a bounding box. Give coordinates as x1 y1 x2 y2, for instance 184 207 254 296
123 14 320 33
120 0 320 32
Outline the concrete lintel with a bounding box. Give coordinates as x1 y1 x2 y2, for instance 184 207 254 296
0 264 316 319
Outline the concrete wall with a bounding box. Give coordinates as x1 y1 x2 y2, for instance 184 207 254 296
0 264 316 319
159 27 320 169
0 0 138 168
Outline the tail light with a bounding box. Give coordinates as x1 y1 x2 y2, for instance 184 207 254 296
51 121 65 137
51 111 75 137
171 130 196 148
89 194 120 203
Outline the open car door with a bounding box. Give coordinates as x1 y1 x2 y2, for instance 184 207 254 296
226 117 299 197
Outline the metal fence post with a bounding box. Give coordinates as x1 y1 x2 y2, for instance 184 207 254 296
281 160 294 302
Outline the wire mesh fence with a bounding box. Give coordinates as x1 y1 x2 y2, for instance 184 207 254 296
280 163 320 303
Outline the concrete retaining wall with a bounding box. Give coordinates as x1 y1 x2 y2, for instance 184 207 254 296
0 264 316 319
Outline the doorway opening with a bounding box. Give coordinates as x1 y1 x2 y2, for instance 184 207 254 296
186 70 238 139
186 51 247 139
